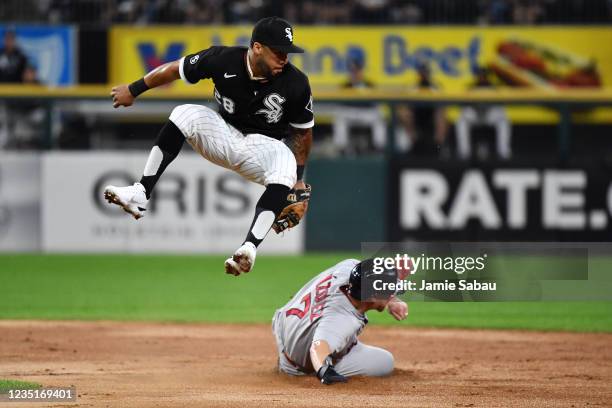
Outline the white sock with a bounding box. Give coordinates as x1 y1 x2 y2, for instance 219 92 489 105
143 146 164 176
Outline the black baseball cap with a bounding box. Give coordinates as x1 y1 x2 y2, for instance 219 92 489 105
251 17 304 54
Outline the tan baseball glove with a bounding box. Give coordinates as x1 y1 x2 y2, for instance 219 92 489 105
272 184 312 234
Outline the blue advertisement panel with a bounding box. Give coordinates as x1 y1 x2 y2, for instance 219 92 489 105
0 25 75 86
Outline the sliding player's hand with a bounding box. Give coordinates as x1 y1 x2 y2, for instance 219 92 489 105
387 298 408 321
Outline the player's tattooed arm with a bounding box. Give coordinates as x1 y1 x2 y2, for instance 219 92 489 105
285 127 313 184
285 127 312 166
111 61 180 108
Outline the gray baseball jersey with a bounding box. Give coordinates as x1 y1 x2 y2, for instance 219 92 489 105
273 259 368 372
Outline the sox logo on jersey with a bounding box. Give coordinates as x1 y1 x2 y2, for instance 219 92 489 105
257 93 286 123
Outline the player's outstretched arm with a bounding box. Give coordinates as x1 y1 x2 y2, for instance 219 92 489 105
285 126 312 189
310 340 347 385
110 60 181 108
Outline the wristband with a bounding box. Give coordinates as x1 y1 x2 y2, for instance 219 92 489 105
317 356 333 379
296 165 305 180
128 78 150 97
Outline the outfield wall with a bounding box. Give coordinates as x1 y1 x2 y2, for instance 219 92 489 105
305 157 612 248
305 157 387 251
0 152 302 254
3 152 612 253
0 153 40 251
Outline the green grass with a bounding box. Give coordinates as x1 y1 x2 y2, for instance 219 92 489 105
0 254 610 332
0 380 41 393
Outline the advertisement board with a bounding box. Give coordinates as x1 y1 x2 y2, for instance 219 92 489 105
42 152 303 254
110 26 612 91
0 25 76 86
0 153 41 251
388 159 612 241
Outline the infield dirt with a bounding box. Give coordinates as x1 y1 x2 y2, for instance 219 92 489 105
0 321 610 407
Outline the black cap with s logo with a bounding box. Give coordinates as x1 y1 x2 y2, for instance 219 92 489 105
251 17 304 54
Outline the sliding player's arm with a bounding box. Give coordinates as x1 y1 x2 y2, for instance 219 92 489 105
310 339 347 385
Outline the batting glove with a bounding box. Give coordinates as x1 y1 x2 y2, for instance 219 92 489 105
316 357 348 385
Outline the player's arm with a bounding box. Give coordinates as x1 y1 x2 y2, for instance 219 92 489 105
310 339 332 372
285 126 312 189
271 125 313 234
310 340 347 385
110 60 181 108
111 46 224 108
310 312 356 385
387 296 409 321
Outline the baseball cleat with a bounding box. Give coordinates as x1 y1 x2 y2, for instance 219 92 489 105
224 242 257 276
103 182 148 220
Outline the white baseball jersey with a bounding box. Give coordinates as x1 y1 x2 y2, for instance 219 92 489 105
273 259 368 372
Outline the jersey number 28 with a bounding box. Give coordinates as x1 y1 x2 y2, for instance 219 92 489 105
214 88 235 114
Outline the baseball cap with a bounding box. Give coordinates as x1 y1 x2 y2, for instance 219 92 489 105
251 17 304 54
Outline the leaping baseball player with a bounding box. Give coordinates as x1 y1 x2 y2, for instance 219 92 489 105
272 258 409 384
106 17 313 276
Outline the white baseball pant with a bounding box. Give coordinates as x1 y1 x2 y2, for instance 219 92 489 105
169 104 297 188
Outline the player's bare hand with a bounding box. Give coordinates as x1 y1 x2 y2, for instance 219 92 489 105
387 298 408 321
110 84 135 108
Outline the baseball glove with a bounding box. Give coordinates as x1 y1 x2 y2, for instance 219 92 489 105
272 184 311 234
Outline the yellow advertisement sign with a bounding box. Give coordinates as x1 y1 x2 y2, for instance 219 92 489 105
110 25 612 91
